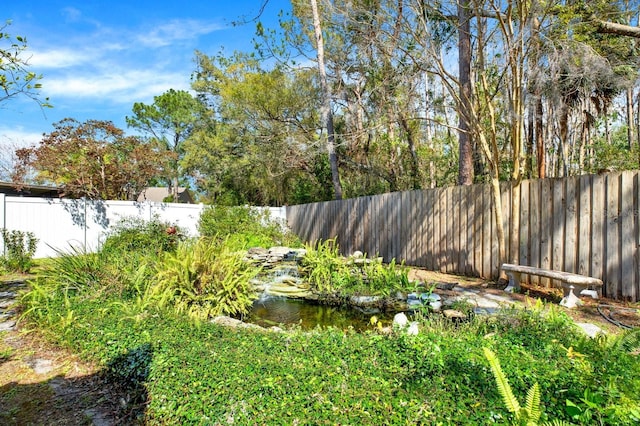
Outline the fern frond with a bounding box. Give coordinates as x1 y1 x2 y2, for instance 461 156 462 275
483 347 521 414
525 382 542 422
613 327 640 353
542 420 573 426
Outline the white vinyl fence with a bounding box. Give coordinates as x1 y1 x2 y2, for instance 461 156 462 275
0 195 287 258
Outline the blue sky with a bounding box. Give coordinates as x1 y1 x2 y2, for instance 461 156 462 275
1 0 292 149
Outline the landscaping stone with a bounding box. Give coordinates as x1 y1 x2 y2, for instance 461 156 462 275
443 309 466 320
0 320 16 331
27 358 54 375
350 295 382 306
393 312 408 328
575 322 604 338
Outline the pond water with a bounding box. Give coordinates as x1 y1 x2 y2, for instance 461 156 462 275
244 297 395 331
244 259 401 331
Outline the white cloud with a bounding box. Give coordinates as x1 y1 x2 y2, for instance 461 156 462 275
137 19 224 48
62 7 82 23
15 17 217 110
44 68 191 104
0 127 44 147
28 48 98 69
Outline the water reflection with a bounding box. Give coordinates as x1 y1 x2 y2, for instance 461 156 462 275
245 297 393 331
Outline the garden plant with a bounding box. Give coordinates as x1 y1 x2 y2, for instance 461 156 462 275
13 212 640 425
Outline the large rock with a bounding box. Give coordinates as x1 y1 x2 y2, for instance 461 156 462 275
266 283 312 298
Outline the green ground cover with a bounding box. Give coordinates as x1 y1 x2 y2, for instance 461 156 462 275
14 207 640 425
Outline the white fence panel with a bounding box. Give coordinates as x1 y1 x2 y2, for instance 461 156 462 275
150 203 205 237
4 197 87 257
0 195 286 258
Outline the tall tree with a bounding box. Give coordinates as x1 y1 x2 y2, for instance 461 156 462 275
310 0 343 199
457 0 474 185
188 51 329 205
13 119 168 200
127 89 205 202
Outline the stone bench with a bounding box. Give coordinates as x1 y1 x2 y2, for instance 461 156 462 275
501 263 603 298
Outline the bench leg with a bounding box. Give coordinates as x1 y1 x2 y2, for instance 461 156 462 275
579 288 599 299
504 271 521 293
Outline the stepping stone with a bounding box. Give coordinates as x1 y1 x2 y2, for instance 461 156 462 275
575 323 604 338
0 320 16 331
27 358 54 375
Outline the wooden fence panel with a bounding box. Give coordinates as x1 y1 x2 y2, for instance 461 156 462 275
285 171 640 301
529 179 541 285
606 173 621 299
552 179 565 286
472 184 483 277
383 193 394 262
482 184 492 278
591 174 605 283
621 172 636 301
578 175 592 277
464 185 474 274
437 188 446 272
410 190 420 266
425 189 435 270
498 183 510 277
565 176 578 274
520 180 530 270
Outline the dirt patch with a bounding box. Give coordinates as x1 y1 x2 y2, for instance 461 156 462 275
0 278 135 426
0 328 133 425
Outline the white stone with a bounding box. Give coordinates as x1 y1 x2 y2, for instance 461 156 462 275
575 323 604 338
393 312 408 328
407 322 419 335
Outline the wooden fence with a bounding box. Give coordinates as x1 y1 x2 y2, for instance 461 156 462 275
286 171 640 302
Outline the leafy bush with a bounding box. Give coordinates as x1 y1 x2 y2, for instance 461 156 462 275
151 238 261 320
101 216 181 259
1 228 38 273
300 238 408 296
41 244 107 291
198 205 298 250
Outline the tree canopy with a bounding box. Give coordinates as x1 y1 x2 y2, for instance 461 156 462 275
127 89 206 202
13 119 170 200
10 1 640 207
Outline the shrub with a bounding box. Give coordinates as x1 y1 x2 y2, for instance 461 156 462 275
151 238 261 320
101 216 181 259
299 238 408 296
0 228 38 273
198 205 298 250
42 244 106 291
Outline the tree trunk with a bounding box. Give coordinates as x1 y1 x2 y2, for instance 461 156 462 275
559 103 569 176
399 114 421 189
526 100 534 178
536 97 545 178
627 87 635 150
310 0 343 199
457 0 473 185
